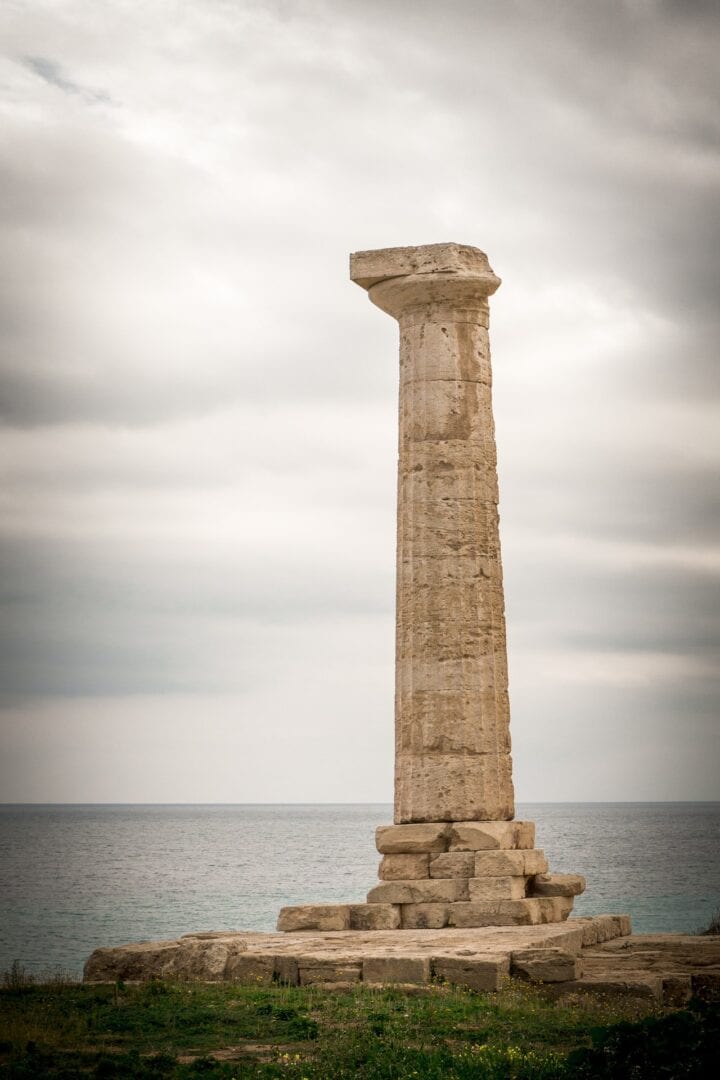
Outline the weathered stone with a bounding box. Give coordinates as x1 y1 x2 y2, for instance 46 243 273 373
612 914 632 937
663 975 692 1006
469 876 529 901
449 901 538 928
580 914 630 945
379 853 430 880
524 850 550 875
429 852 475 878
449 821 533 851
83 938 246 983
692 973 720 1001
298 960 362 986
531 874 586 897
432 954 510 991
352 244 513 824
274 956 299 986
348 904 401 930
514 821 536 849
511 947 582 983
363 956 430 985
474 850 548 877
225 954 275 985
534 897 574 923
367 878 468 905
376 823 450 854
400 904 449 929
350 242 501 291
276 905 350 932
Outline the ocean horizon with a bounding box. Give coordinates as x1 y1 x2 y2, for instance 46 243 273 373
2 801 719 976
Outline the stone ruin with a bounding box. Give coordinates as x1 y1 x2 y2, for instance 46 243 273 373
278 243 585 935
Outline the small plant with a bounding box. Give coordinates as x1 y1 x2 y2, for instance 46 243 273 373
698 907 720 935
1 960 35 991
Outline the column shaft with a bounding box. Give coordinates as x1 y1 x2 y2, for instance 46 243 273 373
351 244 514 824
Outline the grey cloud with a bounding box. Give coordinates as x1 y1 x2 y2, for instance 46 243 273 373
1 0 718 799
22 55 111 104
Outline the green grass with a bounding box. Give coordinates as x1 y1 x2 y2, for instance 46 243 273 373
0 973 716 1079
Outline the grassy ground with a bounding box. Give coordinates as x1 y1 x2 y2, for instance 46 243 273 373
0 971 717 1079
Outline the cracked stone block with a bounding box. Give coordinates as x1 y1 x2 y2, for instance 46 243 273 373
376 823 450 853
379 853 430 879
432 953 510 991
511 947 582 983
530 874 585 897
367 878 468 904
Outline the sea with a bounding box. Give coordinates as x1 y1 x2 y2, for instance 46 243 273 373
1 803 718 977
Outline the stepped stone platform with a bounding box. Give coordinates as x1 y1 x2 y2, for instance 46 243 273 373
278 820 586 932
83 918 720 1003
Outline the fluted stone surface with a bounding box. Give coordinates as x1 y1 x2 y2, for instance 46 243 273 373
351 243 514 823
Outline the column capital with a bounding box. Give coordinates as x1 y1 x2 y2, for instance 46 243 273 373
350 242 501 320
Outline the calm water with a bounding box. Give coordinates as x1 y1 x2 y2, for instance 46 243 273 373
1 803 718 976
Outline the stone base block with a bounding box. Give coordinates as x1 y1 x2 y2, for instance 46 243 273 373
363 955 430 985
579 914 632 945
469 875 529 901
448 897 573 928
530 874 586 898
474 849 548 876
367 878 468 904
379 853 430 879
429 852 475 878
376 820 536 854
225 954 275 985
376 823 450 853
298 958 362 986
432 953 510 992
511 947 582 983
276 905 350 932
400 903 449 929
449 821 536 851
349 904 401 931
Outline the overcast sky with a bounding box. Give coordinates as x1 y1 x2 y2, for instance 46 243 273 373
1 0 718 804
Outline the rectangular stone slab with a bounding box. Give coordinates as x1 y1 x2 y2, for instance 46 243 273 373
363 955 430 985
376 823 450 853
83 916 633 986
449 821 535 851
400 904 449 929
432 953 510 992
276 905 350 932
429 852 475 878
511 947 582 983
474 850 548 876
367 878 468 905
469 876 529 900
531 874 586 897
379 853 430 880
348 904 401 930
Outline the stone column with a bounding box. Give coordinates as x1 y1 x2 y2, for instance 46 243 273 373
351 243 514 824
